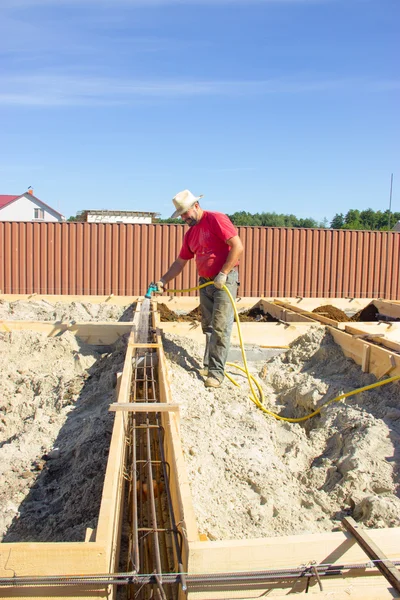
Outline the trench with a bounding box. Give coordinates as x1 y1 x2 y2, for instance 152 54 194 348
164 326 400 541
0 299 399 598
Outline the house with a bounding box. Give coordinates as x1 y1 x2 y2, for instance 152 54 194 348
79 209 160 224
0 189 65 222
393 221 400 232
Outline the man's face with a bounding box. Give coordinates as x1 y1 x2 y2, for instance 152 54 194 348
180 203 201 227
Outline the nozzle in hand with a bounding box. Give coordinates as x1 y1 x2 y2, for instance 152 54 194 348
145 280 165 299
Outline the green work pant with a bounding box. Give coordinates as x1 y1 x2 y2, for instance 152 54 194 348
199 269 238 383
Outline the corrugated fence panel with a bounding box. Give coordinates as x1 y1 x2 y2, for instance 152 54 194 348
0 222 399 299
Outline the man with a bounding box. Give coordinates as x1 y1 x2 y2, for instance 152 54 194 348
157 189 243 388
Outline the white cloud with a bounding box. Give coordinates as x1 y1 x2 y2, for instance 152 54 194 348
0 73 397 107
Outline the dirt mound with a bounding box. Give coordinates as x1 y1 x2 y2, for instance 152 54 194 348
158 303 200 322
239 305 278 322
186 306 202 320
312 303 381 323
164 327 400 540
352 303 379 322
312 305 351 322
0 299 136 322
0 330 127 542
158 302 276 323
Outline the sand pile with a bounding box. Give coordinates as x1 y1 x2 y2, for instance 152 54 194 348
0 330 127 542
0 298 135 322
312 302 380 322
164 327 400 540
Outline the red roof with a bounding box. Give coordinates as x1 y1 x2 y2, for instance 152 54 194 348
0 195 19 208
0 193 64 219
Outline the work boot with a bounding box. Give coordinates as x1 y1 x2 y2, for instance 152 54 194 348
199 368 208 377
204 377 223 388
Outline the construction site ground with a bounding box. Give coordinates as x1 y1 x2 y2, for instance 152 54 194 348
164 327 400 540
0 296 400 599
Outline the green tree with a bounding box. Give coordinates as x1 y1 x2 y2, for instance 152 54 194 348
359 208 376 230
298 217 320 228
330 213 344 229
155 217 183 224
343 209 363 230
320 217 329 228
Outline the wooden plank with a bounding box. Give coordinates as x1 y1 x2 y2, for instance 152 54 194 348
374 299 400 320
345 323 400 354
109 402 180 413
328 327 400 379
273 300 344 328
274 297 373 313
188 577 398 599
0 589 107 600
362 344 371 372
159 321 317 346
343 517 400 593
155 296 262 313
95 330 134 551
260 300 314 323
187 527 400 574
0 542 107 576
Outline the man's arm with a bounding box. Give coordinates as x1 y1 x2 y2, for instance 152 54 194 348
160 257 188 285
221 235 243 274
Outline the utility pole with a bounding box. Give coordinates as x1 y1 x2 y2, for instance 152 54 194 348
388 173 393 230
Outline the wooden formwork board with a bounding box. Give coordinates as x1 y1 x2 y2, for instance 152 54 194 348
274 297 374 313
276 298 400 323
188 585 397 599
0 321 133 344
374 299 400 320
260 299 315 323
95 340 133 565
273 300 349 328
328 327 400 379
159 321 319 346
0 543 109 598
155 296 264 312
187 528 400 598
344 323 400 355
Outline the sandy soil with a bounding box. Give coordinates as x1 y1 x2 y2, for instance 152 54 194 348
1 299 399 547
0 328 127 542
164 327 400 540
0 298 136 322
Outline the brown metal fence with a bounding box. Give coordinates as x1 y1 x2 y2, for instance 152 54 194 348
0 222 399 298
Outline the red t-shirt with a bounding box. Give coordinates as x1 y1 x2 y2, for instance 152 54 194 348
179 211 238 278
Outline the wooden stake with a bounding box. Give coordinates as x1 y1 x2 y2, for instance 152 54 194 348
362 344 370 373
343 517 400 594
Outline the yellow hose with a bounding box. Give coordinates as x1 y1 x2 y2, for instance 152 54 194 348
166 282 400 422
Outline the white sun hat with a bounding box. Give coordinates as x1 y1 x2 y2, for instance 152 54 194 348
171 189 204 218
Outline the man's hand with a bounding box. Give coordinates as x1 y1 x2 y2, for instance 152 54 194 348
213 272 227 290
155 280 165 294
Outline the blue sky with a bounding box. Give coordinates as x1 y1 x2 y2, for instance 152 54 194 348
0 0 398 223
